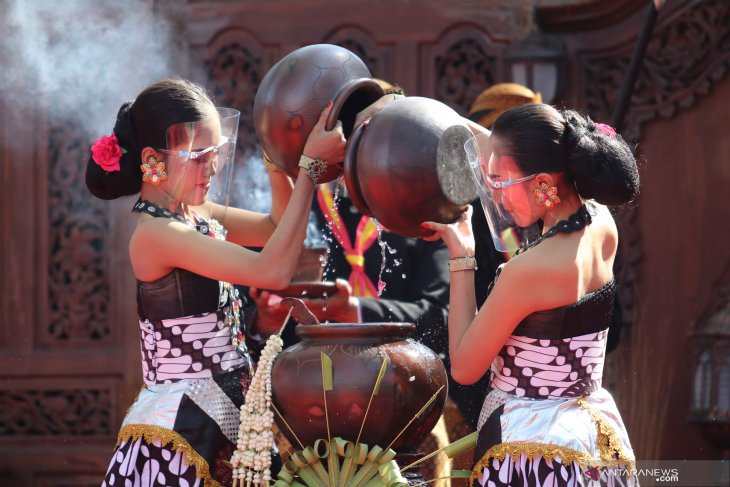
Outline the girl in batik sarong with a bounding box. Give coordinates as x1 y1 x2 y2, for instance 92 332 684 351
422 104 639 487
86 78 344 486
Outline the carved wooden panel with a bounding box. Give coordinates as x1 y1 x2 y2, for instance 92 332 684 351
205 28 278 157
0 386 113 437
580 0 730 142
45 108 112 346
421 25 508 115
576 0 730 335
0 377 118 441
324 25 393 81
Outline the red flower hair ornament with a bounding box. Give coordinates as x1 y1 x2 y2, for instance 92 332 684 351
90 133 126 172
594 123 617 138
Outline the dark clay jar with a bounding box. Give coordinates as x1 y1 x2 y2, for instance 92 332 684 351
253 44 384 181
270 323 448 452
343 96 478 237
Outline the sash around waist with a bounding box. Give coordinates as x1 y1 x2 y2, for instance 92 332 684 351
489 328 608 399
139 310 249 386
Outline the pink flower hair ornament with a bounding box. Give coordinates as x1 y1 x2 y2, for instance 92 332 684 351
594 123 617 138
91 133 126 172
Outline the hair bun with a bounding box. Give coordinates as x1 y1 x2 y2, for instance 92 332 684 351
85 101 142 200
561 109 639 206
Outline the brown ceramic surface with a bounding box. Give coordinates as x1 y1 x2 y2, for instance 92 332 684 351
344 96 478 237
271 323 448 453
253 44 384 180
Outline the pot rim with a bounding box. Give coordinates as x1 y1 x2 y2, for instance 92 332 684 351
325 78 384 132
343 122 373 216
295 322 416 340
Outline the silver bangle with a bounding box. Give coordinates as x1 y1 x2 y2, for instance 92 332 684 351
449 255 477 272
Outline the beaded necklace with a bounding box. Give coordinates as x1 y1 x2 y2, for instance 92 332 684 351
514 203 593 256
132 198 245 354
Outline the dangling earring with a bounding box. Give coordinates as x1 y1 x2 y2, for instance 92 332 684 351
534 181 560 208
140 156 168 186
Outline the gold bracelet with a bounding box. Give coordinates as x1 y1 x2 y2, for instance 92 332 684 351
298 154 327 183
263 153 282 173
449 255 477 272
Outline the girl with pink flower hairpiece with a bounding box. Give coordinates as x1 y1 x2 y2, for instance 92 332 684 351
87 79 345 487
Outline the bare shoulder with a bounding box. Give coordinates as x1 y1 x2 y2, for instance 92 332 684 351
586 202 619 260
130 215 195 247
495 254 572 312
129 216 199 279
589 203 618 234
499 234 582 311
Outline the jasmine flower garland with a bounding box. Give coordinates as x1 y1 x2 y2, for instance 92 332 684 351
231 333 283 486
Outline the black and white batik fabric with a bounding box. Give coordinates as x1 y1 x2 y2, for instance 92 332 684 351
470 329 637 487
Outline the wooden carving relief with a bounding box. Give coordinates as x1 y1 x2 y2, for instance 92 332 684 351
324 26 392 80
46 109 111 344
581 0 730 142
426 26 506 115
0 387 112 436
435 38 497 115
580 0 730 330
205 28 273 157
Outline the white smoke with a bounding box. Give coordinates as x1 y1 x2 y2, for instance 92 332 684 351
1 0 179 140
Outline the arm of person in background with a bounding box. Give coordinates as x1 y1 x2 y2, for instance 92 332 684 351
361 239 450 354
301 238 450 353
246 238 451 354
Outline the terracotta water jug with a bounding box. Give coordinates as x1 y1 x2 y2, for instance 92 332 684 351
343 96 478 237
270 323 448 452
253 44 384 181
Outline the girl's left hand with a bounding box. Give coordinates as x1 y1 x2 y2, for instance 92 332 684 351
421 205 476 257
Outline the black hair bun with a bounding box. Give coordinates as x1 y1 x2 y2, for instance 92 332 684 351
85 101 142 200
562 110 639 206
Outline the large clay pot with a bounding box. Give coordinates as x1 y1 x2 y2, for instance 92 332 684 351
271 323 447 452
253 44 384 181
344 96 478 237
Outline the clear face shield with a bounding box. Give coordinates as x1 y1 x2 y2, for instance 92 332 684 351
156 107 240 225
464 132 541 253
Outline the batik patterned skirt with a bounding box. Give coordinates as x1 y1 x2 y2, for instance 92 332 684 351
102 312 252 487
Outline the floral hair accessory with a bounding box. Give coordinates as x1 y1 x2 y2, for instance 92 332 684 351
594 123 617 138
91 133 126 172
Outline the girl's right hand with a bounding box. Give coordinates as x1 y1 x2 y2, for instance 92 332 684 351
303 101 346 166
420 205 476 258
